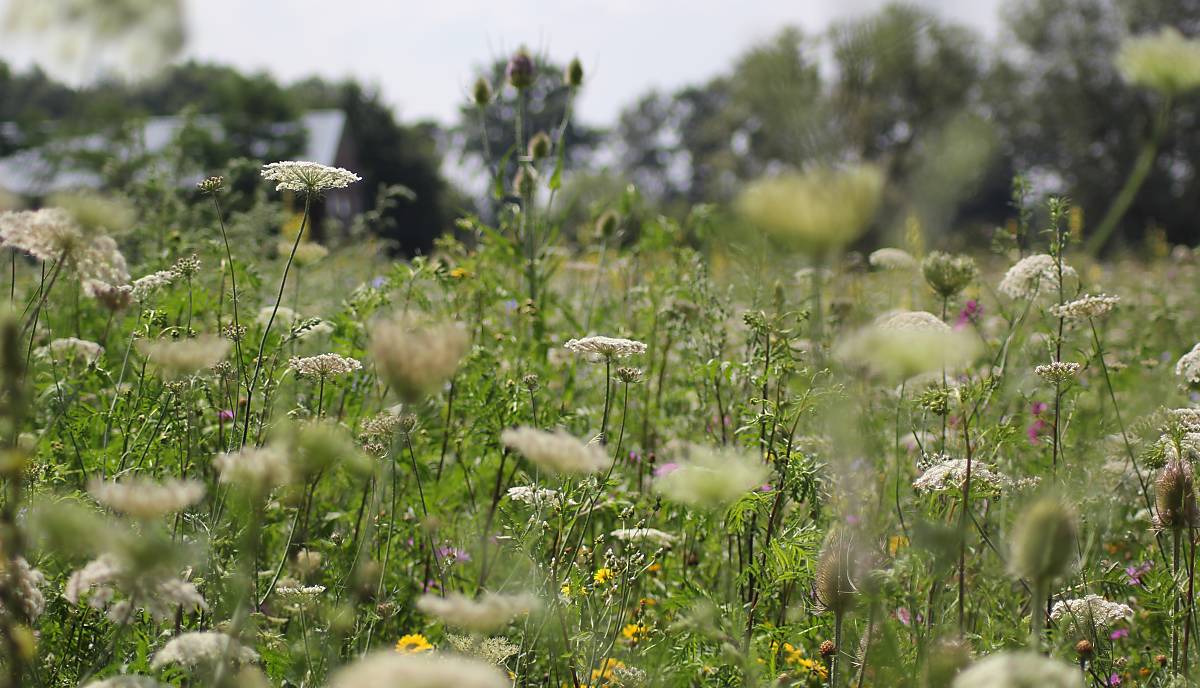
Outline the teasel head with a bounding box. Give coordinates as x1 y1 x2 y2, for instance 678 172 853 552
1009 495 1079 587
1153 459 1199 531
814 528 858 616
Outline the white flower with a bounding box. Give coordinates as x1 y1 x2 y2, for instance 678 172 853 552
130 270 174 300
998 254 1077 300
563 335 647 360
65 553 206 623
505 486 567 507
36 337 104 363
213 445 292 493
1050 294 1120 320
416 592 539 632
288 353 362 379
0 556 46 620
137 335 231 377
500 427 608 475
952 651 1082 688
653 445 771 509
261 161 361 194
0 208 128 283
150 632 258 669
327 652 508 688
258 305 297 327
610 528 675 547
1177 343 1200 384
88 477 205 519
368 318 470 403
81 677 170 688
876 310 949 332
1034 361 1082 384
1049 594 1133 633
868 248 917 270
912 455 1025 495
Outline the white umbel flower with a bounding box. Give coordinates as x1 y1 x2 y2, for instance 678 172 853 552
130 270 174 300
505 486 567 507
416 592 539 632
501 427 608 475
213 445 293 493
137 335 231 377
261 161 361 194
876 310 949 332
610 528 676 547
88 477 205 519
1050 294 1120 320
288 353 362 379
81 676 170 688
563 335 647 360
1177 343 1200 384
912 455 1024 495
0 556 46 620
1049 594 1133 633
150 631 258 669
368 318 470 402
0 208 129 284
952 651 1081 688
327 652 508 688
1034 361 1082 384
998 254 1077 300
65 553 206 623
868 248 917 270
36 337 104 363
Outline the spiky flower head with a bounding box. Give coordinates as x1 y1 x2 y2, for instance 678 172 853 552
565 57 584 88
506 48 536 89
513 163 538 197
472 77 493 106
527 131 552 160
261 161 361 195
736 165 884 253
1008 496 1079 586
1154 459 1199 531
1117 27 1200 97
814 528 859 616
922 251 977 298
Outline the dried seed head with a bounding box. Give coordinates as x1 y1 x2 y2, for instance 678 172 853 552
1074 639 1093 658
814 528 858 616
819 640 836 657
506 48 536 89
1154 459 1199 530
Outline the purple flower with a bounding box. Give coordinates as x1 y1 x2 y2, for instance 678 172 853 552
1030 401 1048 416
896 607 911 626
653 463 679 477
1125 561 1152 586
1027 418 1048 445
1108 673 1121 686
438 546 471 563
218 409 235 422
371 276 387 288
845 514 861 525
954 299 981 329
759 484 773 493
1110 628 1129 640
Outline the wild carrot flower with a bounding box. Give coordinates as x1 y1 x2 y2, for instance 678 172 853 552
212 445 293 493
330 652 507 688
260 161 361 195
137 335 231 377
1051 294 1120 320
65 553 206 623
1116 27 1200 96
997 254 1077 300
500 427 608 474
88 477 205 519
130 269 174 300
0 556 46 620
1049 595 1133 633
1035 361 1082 384
288 353 362 380
653 445 770 509
563 335 647 360
610 528 675 547
952 651 1082 687
0 208 129 283
735 165 884 252
150 631 258 669
416 592 539 632
868 247 917 270
35 337 104 364
923 251 977 298
368 318 470 402
1176 343 1200 384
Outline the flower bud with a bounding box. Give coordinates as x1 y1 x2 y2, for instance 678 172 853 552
595 209 621 238
506 48 536 90
513 163 539 197
1009 496 1079 586
565 57 584 88
472 77 493 107
528 131 552 161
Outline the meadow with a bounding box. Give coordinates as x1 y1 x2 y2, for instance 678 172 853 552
2 39 1200 688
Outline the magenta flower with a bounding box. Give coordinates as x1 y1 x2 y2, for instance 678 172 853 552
1108 674 1121 686
1110 628 1129 640
954 299 981 329
1125 561 1152 586
218 409 235 422
653 463 679 477
895 607 911 626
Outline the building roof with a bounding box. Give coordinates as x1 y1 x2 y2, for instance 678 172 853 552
0 110 347 196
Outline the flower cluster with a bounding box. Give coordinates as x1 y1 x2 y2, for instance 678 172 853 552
1035 361 1082 384
997 254 1077 300
1049 594 1133 633
288 353 363 379
500 427 608 474
563 335 647 360
88 477 205 519
261 161 362 194
1050 293 1120 321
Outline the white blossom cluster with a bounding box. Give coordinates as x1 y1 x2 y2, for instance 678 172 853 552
130 270 175 300
0 556 46 620
213 445 293 492
261 161 362 194
1034 361 1082 384
1049 594 1134 632
416 592 539 632
500 427 609 475
912 456 1028 495
506 485 568 507
65 553 206 623
88 477 205 519
998 254 1077 300
36 337 104 364
150 631 258 669
563 335 647 360
327 652 508 688
610 528 676 547
1177 343 1200 384
0 208 129 284
876 310 950 332
868 247 917 270
1050 294 1120 320
288 353 363 379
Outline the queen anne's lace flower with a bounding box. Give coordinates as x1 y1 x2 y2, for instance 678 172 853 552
500 427 608 474
563 335 647 360
213 445 292 492
998 254 1077 300
506 486 567 507
952 651 1081 688
912 455 1027 495
288 353 362 379
610 528 676 547
81 677 170 688
150 632 258 669
261 161 361 194
0 556 46 620
0 208 129 283
328 652 508 688
1049 594 1133 633
368 318 470 402
137 335 231 376
1050 294 1120 320
416 592 539 632
868 248 917 270
876 310 949 332
1035 361 1082 384
88 478 205 519
1177 343 1200 384
65 553 206 623
36 337 104 363
130 270 174 300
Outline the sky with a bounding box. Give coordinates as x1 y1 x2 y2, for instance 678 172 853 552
0 0 1005 126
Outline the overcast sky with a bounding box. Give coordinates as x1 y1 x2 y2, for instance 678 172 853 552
0 0 1004 125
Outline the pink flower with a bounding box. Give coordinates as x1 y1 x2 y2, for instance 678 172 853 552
1027 418 1048 445
954 299 981 329
895 607 911 626
218 409 235 422
653 463 679 477
1110 628 1129 640
1108 674 1121 686
1030 401 1048 416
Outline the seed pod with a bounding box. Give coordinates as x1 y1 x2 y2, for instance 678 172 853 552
814 528 858 615
565 57 584 88
1009 496 1079 586
1154 459 1199 530
528 131 552 160
513 164 539 197
506 48 536 90
471 77 493 107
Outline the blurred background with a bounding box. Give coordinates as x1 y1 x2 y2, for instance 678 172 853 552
0 0 1194 255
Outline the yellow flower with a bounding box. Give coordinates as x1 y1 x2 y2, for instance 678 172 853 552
888 535 909 556
622 622 649 643
797 657 828 679
589 658 625 685
647 562 662 574
593 567 614 585
781 642 804 665
560 583 573 598
394 633 433 654
449 267 471 279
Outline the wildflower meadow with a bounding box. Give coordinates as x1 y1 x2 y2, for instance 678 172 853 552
5 1 1200 688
